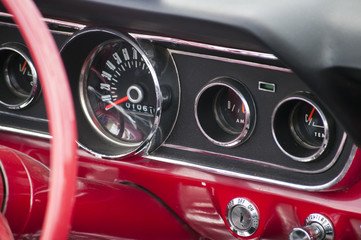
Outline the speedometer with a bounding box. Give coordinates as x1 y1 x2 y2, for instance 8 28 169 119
61 29 179 158
80 38 161 147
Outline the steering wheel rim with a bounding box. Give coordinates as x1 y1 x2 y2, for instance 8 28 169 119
1 0 78 239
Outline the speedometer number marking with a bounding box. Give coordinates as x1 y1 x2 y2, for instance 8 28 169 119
132 48 138 60
106 60 116 71
100 83 111 91
101 71 112 81
112 52 122 65
101 95 111 102
122 48 130 61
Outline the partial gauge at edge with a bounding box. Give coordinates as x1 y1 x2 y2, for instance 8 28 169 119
79 37 161 151
195 77 256 147
0 43 40 109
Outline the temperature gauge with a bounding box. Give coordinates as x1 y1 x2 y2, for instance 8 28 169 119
195 78 256 147
272 93 332 162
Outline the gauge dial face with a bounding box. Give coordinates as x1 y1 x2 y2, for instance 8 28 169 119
272 94 331 162
291 102 325 148
215 88 247 134
80 39 159 146
5 53 34 97
0 44 40 109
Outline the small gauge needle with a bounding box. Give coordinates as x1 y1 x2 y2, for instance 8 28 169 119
105 96 129 110
242 103 245 113
21 61 27 74
308 107 315 122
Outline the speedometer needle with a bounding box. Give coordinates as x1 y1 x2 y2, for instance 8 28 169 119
105 96 129 110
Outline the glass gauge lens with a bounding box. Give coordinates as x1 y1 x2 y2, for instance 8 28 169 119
195 78 255 147
291 102 325 148
272 94 331 162
81 39 158 145
0 44 40 109
215 88 246 134
5 53 34 97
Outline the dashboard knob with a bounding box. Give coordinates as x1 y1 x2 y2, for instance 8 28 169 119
225 198 259 237
289 214 334 240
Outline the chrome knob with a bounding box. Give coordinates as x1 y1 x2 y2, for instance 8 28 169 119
289 214 334 240
225 198 259 237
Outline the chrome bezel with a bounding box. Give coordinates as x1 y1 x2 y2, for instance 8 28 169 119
0 43 40 110
194 78 256 147
272 94 330 162
225 198 259 237
73 29 162 156
303 214 334 240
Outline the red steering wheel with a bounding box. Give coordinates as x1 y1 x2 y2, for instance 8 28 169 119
1 0 78 239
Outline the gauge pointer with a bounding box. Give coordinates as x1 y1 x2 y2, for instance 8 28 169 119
105 96 128 110
20 60 27 74
87 86 137 128
307 107 315 124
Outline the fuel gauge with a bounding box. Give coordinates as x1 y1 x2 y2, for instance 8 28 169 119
0 44 40 109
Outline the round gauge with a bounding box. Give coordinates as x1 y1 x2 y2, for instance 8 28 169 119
195 78 256 147
0 44 40 109
80 39 161 147
272 93 332 162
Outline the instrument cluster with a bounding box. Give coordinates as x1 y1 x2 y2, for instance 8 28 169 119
0 25 355 190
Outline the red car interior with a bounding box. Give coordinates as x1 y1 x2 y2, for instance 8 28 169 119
0 0 361 240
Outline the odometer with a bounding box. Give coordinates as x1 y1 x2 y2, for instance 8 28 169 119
80 38 160 146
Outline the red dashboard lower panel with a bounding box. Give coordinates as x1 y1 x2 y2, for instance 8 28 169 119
1 133 361 239
0 142 199 240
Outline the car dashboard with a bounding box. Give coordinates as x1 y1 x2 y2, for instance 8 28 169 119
0 1 361 239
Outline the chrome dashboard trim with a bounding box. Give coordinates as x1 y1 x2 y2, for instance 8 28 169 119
161 131 346 174
131 33 278 61
0 12 85 35
0 126 51 139
169 50 291 73
145 145 358 191
0 111 48 123
0 123 355 191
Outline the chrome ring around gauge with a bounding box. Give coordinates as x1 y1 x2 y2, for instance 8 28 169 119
62 29 181 158
272 93 333 162
79 38 161 148
0 43 40 109
195 77 256 147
